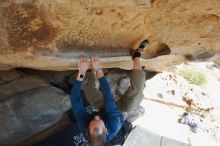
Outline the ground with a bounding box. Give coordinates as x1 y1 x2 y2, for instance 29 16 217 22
133 62 220 146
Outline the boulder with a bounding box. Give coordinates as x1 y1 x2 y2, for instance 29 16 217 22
19 68 74 92
0 69 22 82
0 86 71 145
0 0 219 71
0 76 47 102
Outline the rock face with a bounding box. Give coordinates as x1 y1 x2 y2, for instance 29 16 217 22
0 70 71 145
0 76 48 102
0 0 220 71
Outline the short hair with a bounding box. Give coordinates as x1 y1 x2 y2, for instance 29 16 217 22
88 127 107 146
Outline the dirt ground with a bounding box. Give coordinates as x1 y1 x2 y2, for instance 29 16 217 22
133 62 220 146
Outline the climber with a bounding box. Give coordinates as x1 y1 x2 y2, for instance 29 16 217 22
71 39 149 146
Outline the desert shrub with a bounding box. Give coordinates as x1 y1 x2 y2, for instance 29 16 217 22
178 65 206 86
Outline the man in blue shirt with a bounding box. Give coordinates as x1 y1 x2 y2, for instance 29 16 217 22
71 40 149 146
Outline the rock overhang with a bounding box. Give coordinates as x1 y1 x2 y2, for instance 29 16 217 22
0 0 220 71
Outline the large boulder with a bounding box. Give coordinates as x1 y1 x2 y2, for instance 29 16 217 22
0 0 219 71
0 86 71 145
0 76 48 102
0 69 22 82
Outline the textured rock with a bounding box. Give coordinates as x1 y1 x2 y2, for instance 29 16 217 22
0 70 72 145
0 86 71 145
19 68 74 92
0 0 219 71
0 69 22 82
0 76 47 102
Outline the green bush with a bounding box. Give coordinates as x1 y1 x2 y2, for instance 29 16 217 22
178 66 206 86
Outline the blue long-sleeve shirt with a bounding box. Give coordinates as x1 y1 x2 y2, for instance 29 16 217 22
71 76 124 142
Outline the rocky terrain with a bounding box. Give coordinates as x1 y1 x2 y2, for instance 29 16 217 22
135 62 220 146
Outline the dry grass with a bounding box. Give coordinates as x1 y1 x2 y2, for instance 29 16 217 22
177 65 206 86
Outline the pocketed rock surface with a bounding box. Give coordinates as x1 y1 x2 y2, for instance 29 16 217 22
0 0 220 71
